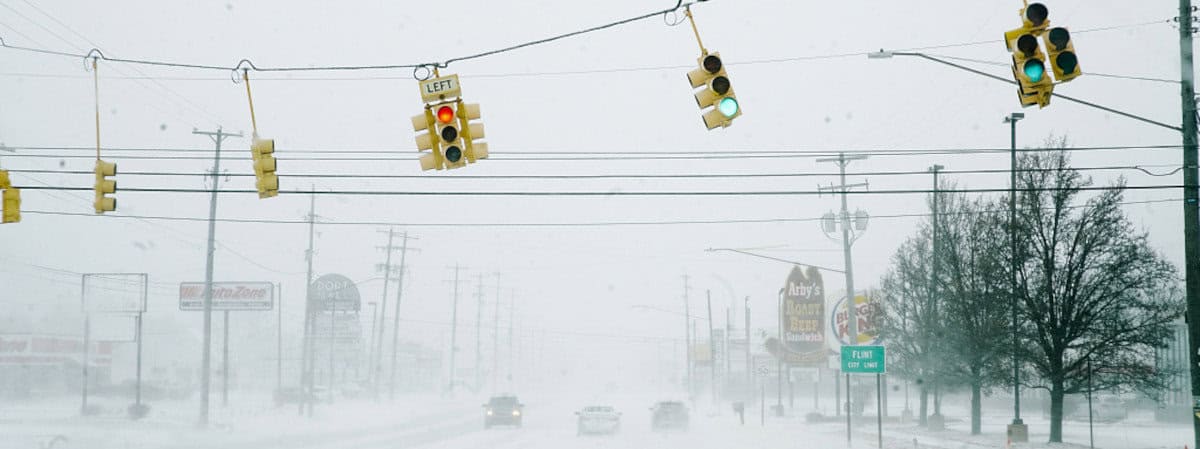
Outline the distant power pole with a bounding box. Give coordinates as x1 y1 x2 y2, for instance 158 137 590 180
192 127 241 426
446 265 465 394
387 232 416 401
300 188 317 417
508 288 516 388
371 228 396 399
683 275 693 401
474 274 485 392
492 273 501 392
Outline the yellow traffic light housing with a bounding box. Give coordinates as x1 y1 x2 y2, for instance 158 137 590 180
688 52 741 130
1044 27 1080 83
94 159 116 214
413 108 443 171
251 137 279 198
458 102 488 163
2 187 19 223
1009 32 1052 108
435 104 466 170
0 170 17 224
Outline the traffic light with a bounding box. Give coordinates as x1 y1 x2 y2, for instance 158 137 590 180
2 187 18 224
251 137 279 198
93 159 116 214
0 170 17 224
457 102 489 163
435 104 466 169
1010 31 1052 108
413 108 443 171
1044 27 1079 83
687 52 740 130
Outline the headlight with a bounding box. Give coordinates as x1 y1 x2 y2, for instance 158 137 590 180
486 410 493 416
512 410 521 416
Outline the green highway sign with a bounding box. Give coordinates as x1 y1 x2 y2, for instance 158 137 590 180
841 345 886 374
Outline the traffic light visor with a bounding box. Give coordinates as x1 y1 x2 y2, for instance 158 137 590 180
437 106 455 124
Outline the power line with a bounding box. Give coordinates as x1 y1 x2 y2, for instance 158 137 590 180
3 163 1184 180
0 144 1183 162
0 18 1168 78
20 198 1181 228
11 183 1190 197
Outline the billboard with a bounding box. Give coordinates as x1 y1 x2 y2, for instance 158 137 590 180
179 282 274 311
830 293 880 347
0 334 113 366
310 274 361 312
82 273 147 314
781 265 825 359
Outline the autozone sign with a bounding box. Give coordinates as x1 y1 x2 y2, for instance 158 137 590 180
179 282 274 311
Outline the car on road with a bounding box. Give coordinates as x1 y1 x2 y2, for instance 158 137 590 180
650 401 689 431
484 395 524 428
575 405 621 435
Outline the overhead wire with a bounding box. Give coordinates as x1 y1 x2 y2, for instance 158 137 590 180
0 144 1184 162
0 11 1172 78
9 184 1190 197
19 198 1182 228
2 163 1184 180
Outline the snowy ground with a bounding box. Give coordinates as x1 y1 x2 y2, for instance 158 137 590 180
1 392 1192 449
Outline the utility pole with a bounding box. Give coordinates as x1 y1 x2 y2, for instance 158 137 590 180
707 290 717 406
818 152 868 446
300 189 317 417
1178 3 1200 449
683 275 693 401
371 228 396 400
277 283 282 394
744 297 751 407
930 164 945 421
475 274 485 392
193 127 241 426
388 232 415 400
508 288 516 388
817 152 867 346
1004 112 1026 441
493 273 501 392
446 264 464 395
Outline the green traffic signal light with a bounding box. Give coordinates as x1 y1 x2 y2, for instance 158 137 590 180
718 97 739 118
1024 60 1046 83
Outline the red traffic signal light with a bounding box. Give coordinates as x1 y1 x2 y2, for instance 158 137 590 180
437 106 455 124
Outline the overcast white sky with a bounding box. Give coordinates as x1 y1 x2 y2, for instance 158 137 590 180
0 0 1189 373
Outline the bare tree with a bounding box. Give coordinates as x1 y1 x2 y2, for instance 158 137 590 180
935 190 1012 435
1012 145 1181 443
879 212 945 426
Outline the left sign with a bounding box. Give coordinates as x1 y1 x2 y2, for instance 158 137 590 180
179 282 274 311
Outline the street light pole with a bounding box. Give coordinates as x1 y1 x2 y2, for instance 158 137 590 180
1004 112 1028 442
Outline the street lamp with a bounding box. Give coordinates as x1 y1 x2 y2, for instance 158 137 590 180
1004 112 1028 442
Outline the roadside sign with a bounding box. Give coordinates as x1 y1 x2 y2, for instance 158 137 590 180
753 354 776 377
312 313 363 341
841 345 885 374
419 74 461 103
179 282 274 311
311 274 361 312
82 273 148 314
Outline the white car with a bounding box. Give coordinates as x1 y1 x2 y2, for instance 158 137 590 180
576 405 621 435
